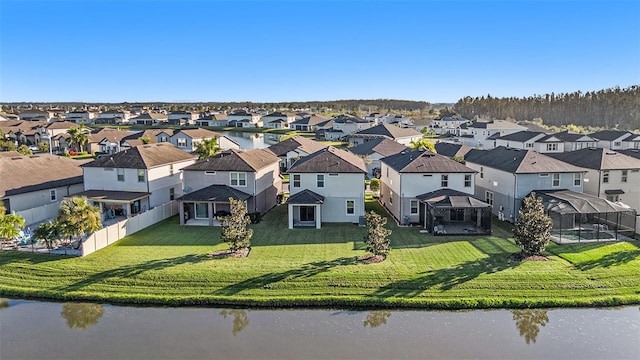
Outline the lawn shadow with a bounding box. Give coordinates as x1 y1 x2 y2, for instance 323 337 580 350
371 253 517 298
0 251 74 267
548 242 640 271
212 257 356 296
58 254 209 292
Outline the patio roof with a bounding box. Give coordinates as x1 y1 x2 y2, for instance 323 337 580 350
71 190 151 203
176 185 251 202
604 189 625 195
535 190 633 214
286 189 325 204
417 189 490 208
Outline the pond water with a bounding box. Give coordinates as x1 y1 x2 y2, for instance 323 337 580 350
217 131 284 150
1 299 638 359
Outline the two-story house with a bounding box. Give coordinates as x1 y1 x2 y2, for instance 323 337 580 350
589 130 635 150
431 116 469 135
227 111 262 128
18 110 55 123
348 138 408 177
178 149 281 225
379 149 478 226
463 120 528 148
548 148 640 213
265 135 328 171
322 114 372 141
290 114 331 131
464 146 588 221
286 147 367 229
195 113 228 127
159 128 240 153
65 111 95 124
168 111 200 126
94 110 131 125
262 112 296 129
493 131 547 150
78 143 196 221
130 112 168 126
347 123 423 147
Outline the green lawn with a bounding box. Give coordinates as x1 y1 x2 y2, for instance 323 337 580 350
1 201 640 309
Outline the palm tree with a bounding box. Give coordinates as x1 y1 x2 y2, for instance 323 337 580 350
67 124 90 152
409 138 436 153
32 221 62 250
0 211 25 243
193 137 220 160
56 196 102 246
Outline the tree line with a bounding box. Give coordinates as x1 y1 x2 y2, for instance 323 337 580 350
453 85 640 131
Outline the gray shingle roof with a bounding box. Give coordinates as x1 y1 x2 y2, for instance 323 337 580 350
0 154 87 197
546 148 640 170
265 136 328 157
417 189 490 208
464 146 587 174
290 114 329 126
288 146 367 173
543 131 595 142
351 123 421 139
332 114 369 123
286 189 325 204
347 138 408 157
618 149 640 160
183 148 279 172
589 130 634 141
495 131 545 142
381 149 475 173
433 143 471 158
83 143 196 169
176 184 251 202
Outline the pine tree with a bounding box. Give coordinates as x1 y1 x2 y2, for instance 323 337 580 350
513 192 553 257
364 211 392 258
220 198 253 253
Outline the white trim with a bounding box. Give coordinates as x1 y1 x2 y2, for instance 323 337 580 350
410 199 419 215
230 172 247 187
346 199 355 215
50 189 57 202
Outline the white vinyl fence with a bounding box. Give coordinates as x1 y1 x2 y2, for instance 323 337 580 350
81 201 179 256
15 202 60 227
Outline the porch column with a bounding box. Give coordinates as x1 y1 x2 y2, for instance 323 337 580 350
423 203 427 229
208 203 214 226
288 204 294 229
179 203 185 225
315 204 321 229
477 209 482 227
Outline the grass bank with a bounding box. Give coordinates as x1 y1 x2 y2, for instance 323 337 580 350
1 202 639 309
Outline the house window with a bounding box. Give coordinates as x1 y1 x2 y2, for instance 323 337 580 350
230 172 247 187
526 143 534 148
169 164 174 176
205 171 216 175
169 187 175 201
574 173 581 186
480 166 484 179
177 138 187 147
317 174 324 188
195 203 208 219
293 174 301 188
386 166 389 177
137 169 145 182
552 173 560 187
50 189 57 202
464 174 472 187
389 192 393 205
346 200 355 215
603 171 609 183
117 168 125 182
606 195 619 202
621 170 628 183
441 174 448 188
410 200 419 215
614 141 621 147
546 143 558 151
485 191 494 206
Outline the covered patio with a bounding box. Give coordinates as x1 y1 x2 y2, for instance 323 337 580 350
71 190 151 223
286 189 324 229
417 189 492 236
177 185 251 226
536 190 637 244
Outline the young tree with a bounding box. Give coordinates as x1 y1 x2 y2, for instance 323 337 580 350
16 144 32 156
193 138 220 160
138 136 151 144
56 196 102 245
364 210 392 258
67 124 89 152
513 192 553 257
37 141 50 153
408 138 436 153
0 212 25 243
219 198 253 253
32 221 62 250
369 178 380 193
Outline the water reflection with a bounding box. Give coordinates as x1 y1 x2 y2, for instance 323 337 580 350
363 311 391 328
60 303 105 330
511 309 549 344
219 309 249 336
0 298 8 310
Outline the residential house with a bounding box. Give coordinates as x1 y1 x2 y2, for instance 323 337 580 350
533 131 598 153
162 128 240 153
589 130 635 150
227 111 262 128
433 142 471 159
463 120 528 148
348 138 408 177
464 146 588 221
290 114 331 131
178 148 282 225
265 135 328 170
347 123 423 147
120 129 166 150
431 116 469 135
130 112 168 126
89 129 132 154
168 111 200 126
493 131 547 150
78 143 197 221
286 147 367 228
547 148 640 219
410 118 434 132
262 112 296 129
94 110 131 125
379 149 478 226
18 110 55 123
65 111 95 124
0 120 47 145
0 152 87 218
322 114 371 141
622 132 640 149
195 113 228 127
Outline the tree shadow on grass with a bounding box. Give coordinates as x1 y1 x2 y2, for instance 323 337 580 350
213 257 356 296
58 254 209 292
372 254 517 298
0 251 72 267
569 249 640 271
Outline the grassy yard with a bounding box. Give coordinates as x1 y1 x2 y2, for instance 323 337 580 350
1 201 640 309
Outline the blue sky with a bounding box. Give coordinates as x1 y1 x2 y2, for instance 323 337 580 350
1 0 638 103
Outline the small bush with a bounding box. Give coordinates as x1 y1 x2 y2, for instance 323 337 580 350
248 212 261 224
